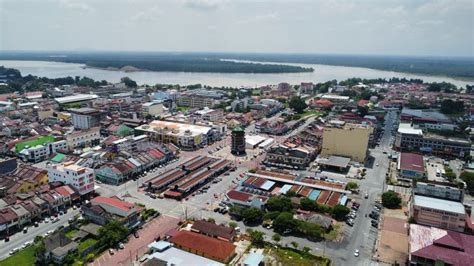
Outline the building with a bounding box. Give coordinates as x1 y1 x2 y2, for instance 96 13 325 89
142 102 165 117
69 107 104 129
0 207 18 234
47 162 95 195
135 120 217 150
321 94 350 102
410 195 466 232
409 224 474 266
195 108 224 122
81 196 139 228
43 232 78 264
65 127 100 151
265 144 314 169
413 181 464 202
401 108 456 131
231 126 245 155
299 82 314 94
178 89 225 109
395 123 471 158
191 220 236 242
245 135 267 149
54 94 98 106
321 121 371 162
398 153 426 180
15 136 67 162
170 231 236 264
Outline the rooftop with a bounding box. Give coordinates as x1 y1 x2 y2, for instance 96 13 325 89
410 224 474 265
413 195 465 215
399 153 425 173
148 246 224 266
91 196 135 213
55 94 98 104
398 123 423 136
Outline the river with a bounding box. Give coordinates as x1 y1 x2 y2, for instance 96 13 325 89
0 60 472 88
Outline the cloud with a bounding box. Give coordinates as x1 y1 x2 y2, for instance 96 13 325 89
182 0 228 10
237 12 279 25
131 6 162 22
59 0 95 14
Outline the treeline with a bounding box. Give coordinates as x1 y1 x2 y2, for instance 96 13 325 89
221 53 474 79
0 52 313 74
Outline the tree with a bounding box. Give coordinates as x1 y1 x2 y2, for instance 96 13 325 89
241 207 264 224
346 181 359 191
97 220 129 248
300 197 317 211
288 96 308 113
273 212 297 233
302 246 311 255
266 196 293 212
249 230 265 247
121 77 138 88
296 221 323 240
291 241 299 249
207 217 215 223
382 191 402 209
272 233 281 243
357 106 369 117
461 171 474 193
331 204 351 221
228 221 238 229
86 253 95 262
263 211 281 221
440 99 464 114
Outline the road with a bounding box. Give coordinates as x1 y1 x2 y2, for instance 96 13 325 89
0 209 80 260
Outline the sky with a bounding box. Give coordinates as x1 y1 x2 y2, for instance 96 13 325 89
1 0 473 57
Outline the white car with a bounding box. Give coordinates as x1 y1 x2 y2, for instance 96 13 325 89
376 163 379 167
354 249 359 257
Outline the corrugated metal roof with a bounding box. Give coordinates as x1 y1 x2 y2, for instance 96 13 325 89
414 195 465 214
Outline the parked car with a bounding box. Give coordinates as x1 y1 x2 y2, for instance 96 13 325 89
354 249 359 257
109 249 115 255
133 231 139 238
119 242 124 249
346 219 354 226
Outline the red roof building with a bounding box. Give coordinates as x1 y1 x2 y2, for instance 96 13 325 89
171 231 236 263
410 224 474 266
90 196 136 216
398 153 426 179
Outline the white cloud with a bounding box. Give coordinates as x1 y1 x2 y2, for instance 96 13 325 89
131 6 163 22
182 0 228 10
237 12 279 25
59 0 95 14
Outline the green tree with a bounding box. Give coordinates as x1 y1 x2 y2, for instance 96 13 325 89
461 171 474 193
272 233 281 243
266 196 293 212
382 191 402 209
346 181 359 190
357 106 369 117
273 212 297 233
86 253 95 262
288 96 308 113
249 230 265 247
97 220 129 248
331 204 351 221
440 99 465 114
241 207 264 224
121 77 138 88
302 246 311 255
296 221 323 240
263 211 281 221
291 241 299 249
300 197 317 211
228 221 238 229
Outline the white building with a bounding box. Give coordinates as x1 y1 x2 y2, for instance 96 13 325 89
66 127 101 151
19 140 67 162
47 162 95 195
142 102 165 117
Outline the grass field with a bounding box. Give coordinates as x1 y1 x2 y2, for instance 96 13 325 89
15 135 55 152
65 228 78 239
78 238 97 253
0 246 36 266
269 247 330 266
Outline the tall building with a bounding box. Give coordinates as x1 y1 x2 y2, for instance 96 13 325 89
69 108 103 129
47 162 95 195
321 121 371 162
231 126 246 155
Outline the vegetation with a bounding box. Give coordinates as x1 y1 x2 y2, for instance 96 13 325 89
141 208 158 220
330 205 351 221
460 171 474 193
248 229 265 247
65 228 79 239
97 220 129 248
440 99 465 114
0 245 37 266
272 233 281 243
241 207 264 224
345 181 359 191
288 96 308 113
266 195 293 212
382 191 402 209
228 221 238 229
78 238 97 253
269 246 330 266
121 77 138 88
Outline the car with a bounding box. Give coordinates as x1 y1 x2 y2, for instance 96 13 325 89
119 242 124 249
34 221 39 227
73 205 77 210
364 193 369 199
150 194 157 199
44 218 50 223
371 221 379 228
221 209 228 215
134 231 139 238
214 207 220 212
9 248 19 255
52 217 59 223
346 219 354 226
48 230 54 234
23 227 28 233
109 249 115 255
376 163 379 167
354 249 359 257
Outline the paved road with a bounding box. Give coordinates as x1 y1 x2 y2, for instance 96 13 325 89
0 209 80 260
93 111 397 265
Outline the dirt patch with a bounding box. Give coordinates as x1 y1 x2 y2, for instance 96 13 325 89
376 209 408 265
